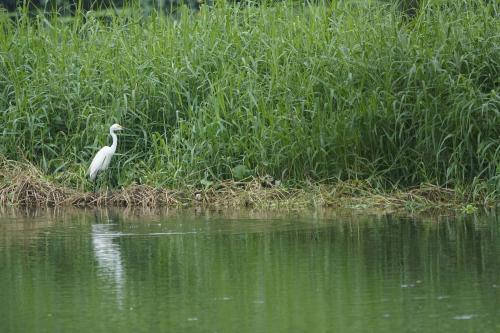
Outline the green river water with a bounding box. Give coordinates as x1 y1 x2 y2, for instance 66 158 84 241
0 208 499 332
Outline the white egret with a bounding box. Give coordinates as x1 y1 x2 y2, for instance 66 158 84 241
87 124 125 190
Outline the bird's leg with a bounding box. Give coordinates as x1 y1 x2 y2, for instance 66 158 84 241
94 172 103 195
106 169 113 197
107 169 112 191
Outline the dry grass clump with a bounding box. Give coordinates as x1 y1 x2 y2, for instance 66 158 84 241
0 159 75 207
196 178 463 211
0 178 182 208
399 184 459 207
0 174 70 207
202 180 303 208
108 185 180 207
317 181 461 210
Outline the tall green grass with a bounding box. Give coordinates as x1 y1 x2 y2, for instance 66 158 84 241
0 0 498 201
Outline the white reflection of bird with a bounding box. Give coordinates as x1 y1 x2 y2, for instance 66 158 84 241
87 124 125 190
92 223 125 306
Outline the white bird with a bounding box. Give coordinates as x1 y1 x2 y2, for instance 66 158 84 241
87 124 125 187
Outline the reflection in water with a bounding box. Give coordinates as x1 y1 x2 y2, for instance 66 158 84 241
91 223 125 306
0 209 499 333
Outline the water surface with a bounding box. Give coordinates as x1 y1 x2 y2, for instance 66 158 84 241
1 208 499 332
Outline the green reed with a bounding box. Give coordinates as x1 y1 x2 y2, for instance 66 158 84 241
0 0 498 201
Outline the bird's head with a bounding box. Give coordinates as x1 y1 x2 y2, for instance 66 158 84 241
110 123 125 132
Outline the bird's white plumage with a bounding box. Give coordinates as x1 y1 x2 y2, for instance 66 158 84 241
88 146 114 181
87 124 124 182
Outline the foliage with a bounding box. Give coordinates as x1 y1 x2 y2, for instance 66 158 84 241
0 0 498 202
0 0 200 14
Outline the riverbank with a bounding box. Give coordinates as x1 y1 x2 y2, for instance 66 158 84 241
0 158 492 212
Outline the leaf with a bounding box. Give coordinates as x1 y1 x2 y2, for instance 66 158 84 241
232 164 252 181
200 178 213 188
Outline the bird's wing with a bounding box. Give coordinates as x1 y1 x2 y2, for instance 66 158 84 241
88 146 112 181
101 151 114 170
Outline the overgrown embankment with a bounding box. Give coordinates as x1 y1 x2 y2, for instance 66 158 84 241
0 1 498 207
0 157 471 210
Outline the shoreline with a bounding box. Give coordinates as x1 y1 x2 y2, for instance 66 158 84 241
0 162 493 213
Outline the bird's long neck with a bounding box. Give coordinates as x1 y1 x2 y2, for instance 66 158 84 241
109 129 118 152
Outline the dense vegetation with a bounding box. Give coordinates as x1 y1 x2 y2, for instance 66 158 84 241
1 0 202 15
0 1 498 203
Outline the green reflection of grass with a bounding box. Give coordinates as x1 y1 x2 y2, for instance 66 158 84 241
0 210 498 332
